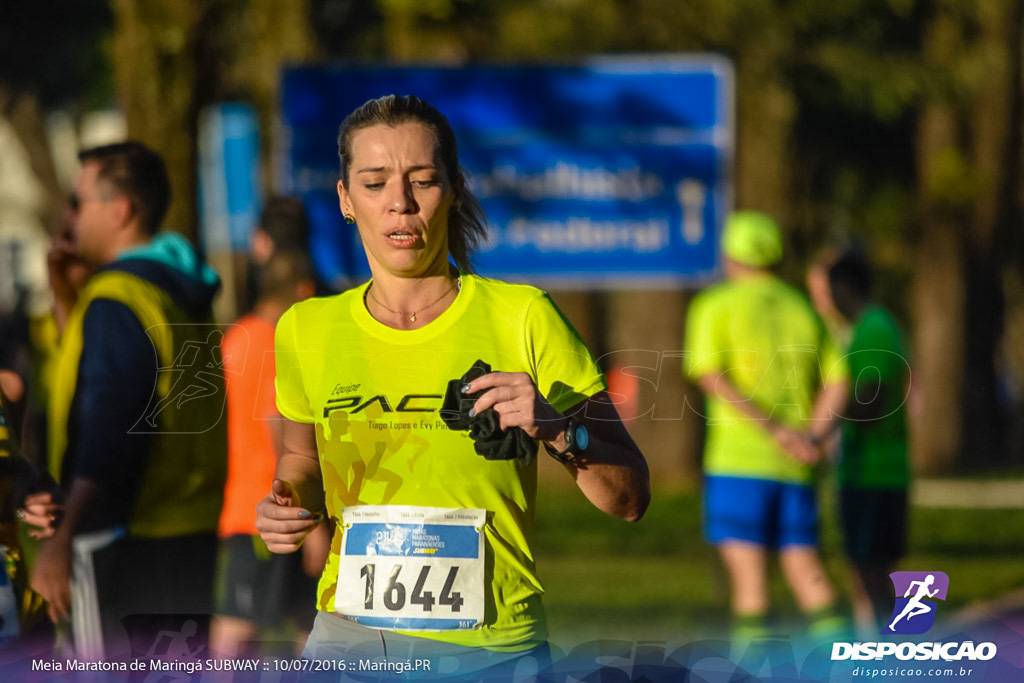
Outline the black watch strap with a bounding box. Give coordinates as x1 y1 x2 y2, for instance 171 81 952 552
544 417 580 463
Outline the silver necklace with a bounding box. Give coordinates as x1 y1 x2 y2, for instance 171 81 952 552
366 276 461 323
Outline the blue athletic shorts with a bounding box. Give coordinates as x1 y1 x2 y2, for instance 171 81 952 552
703 475 819 548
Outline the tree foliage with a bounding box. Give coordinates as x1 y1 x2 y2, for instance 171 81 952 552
0 0 113 109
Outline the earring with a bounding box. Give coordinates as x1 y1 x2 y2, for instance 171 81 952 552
344 214 355 224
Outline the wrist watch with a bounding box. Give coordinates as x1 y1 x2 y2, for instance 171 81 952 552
544 417 590 463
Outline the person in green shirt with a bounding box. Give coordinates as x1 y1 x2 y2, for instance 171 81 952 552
815 249 911 637
685 211 849 645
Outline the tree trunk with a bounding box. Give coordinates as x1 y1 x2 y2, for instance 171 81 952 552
606 290 702 486
909 206 965 476
222 0 317 190
962 0 1019 467
910 10 968 475
734 68 796 223
1006 0 1024 468
110 0 203 241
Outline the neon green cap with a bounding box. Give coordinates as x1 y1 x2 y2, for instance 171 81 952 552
721 211 783 267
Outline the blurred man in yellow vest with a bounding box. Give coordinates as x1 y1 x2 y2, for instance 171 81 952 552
31 142 227 660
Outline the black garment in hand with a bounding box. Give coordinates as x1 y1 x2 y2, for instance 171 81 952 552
439 359 538 466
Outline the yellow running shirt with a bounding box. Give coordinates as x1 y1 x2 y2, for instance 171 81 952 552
275 274 606 650
684 273 847 485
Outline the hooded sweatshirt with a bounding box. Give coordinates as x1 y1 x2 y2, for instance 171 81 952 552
51 232 227 536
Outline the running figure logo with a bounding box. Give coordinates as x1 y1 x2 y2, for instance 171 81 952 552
132 328 227 433
884 571 950 635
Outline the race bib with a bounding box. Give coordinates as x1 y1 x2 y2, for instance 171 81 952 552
334 505 486 631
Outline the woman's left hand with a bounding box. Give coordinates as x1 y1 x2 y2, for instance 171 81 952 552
464 371 565 443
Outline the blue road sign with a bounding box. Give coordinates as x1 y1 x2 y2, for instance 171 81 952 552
278 56 733 290
199 104 262 253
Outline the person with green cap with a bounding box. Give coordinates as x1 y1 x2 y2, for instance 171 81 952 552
683 210 849 647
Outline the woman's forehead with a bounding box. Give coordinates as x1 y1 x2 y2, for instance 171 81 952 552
350 122 438 153
348 123 446 174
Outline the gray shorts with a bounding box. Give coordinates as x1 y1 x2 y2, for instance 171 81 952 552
302 611 552 681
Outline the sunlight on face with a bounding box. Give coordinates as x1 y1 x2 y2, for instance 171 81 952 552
338 122 455 280
70 162 119 266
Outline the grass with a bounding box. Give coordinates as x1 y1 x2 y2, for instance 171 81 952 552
532 478 1024 649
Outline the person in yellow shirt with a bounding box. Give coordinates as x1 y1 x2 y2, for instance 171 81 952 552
684 212 849 645
255 94 650 678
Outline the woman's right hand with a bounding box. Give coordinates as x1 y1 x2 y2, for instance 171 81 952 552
255 478 323 553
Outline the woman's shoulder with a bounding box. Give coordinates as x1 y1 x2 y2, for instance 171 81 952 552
281 288 361 325
467 274 547 305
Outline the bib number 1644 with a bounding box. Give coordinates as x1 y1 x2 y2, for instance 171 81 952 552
334 505 486 631
359 563 463 613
